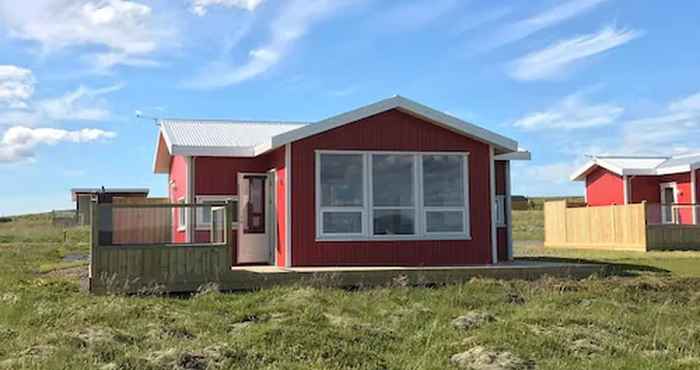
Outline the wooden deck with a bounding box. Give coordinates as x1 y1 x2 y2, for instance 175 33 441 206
90 260 609 294
88 201 608 294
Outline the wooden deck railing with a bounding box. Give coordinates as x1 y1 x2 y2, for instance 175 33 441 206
89 200 235 293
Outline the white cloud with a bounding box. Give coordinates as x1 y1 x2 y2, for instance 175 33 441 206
183 0 351 89
0 0 175 70
0 65 35 109
668 92 700 113
484 0 607 50
37 83 124 122
190 0 263 15
622 92 700 153
514 91 623 130
0 126 116 163
509 26 642 81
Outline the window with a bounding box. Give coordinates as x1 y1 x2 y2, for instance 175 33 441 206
244 176 266 233
422 154 467 235
177 198 186 231
495 195 506 227
316 151 470 240
195 195 239 229
371 154 416 235
317 153 366 236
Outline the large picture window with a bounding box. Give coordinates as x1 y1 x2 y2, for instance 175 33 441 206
316 151 470 240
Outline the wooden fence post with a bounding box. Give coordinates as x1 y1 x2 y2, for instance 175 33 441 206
89 196 100 287
224 200 234 271
641 201 648 251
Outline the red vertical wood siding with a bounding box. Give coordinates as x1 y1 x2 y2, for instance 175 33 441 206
191 147 287 264
591 170 695 224
169 155 188 243
629 176 660 204
585 166 625 206
291 109 494 266
495 160 508 262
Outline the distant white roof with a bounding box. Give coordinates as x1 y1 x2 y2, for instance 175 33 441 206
153 95 522 173
571 154 700 181
70 188 149 201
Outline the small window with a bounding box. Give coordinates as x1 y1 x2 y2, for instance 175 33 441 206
196 196 239 229
495 195 506 227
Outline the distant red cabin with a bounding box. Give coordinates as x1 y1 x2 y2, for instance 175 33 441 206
571 155 700 224
153 96 530 267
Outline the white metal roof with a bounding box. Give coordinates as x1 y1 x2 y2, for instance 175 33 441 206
161 119 307 155
570 154 700 181
153 96 522 173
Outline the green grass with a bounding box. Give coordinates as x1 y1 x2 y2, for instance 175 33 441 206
1 214 700 369
512 210 544 241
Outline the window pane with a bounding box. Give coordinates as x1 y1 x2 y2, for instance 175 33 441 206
323 212 362 234
426 211 463 233
373 209 415 235
423 155 465 207
201 204 212 224
320 154 364 207
372 154 414 207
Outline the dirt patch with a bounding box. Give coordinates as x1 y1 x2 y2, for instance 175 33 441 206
450 346 534 370
452 311 496 331
143 345 232 370
44 265 88 281
71 327 133 348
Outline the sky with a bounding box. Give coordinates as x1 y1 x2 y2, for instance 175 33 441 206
1 0 700 215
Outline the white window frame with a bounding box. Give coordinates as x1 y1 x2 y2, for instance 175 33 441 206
659 182 678 224
495 195 506 227
315 150 471 241
177 197 186 231
315 151 368 239
195 195 239 230
421 152 471 239
369 152 419 239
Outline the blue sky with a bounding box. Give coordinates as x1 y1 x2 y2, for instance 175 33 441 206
1 0 700 215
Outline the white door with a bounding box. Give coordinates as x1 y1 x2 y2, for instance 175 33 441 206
660 183 677 224
237 173 271 264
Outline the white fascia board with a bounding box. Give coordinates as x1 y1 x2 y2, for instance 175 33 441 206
170 145 256 157
570 159 624 181
655 165 693 176
621 168 657 176
495 151 531 161
570 161 597 181
269 96 519 153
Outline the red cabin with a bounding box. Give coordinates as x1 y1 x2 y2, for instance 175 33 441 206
153 96 530 267
571 154 700 224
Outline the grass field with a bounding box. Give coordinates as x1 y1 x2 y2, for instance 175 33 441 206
1 211 700 369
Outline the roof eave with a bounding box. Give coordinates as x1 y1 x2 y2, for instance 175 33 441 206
269 95 519 153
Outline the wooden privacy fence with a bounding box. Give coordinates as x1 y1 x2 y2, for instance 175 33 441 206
112 197 170 244
545 201 700 251
545 201 647 251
